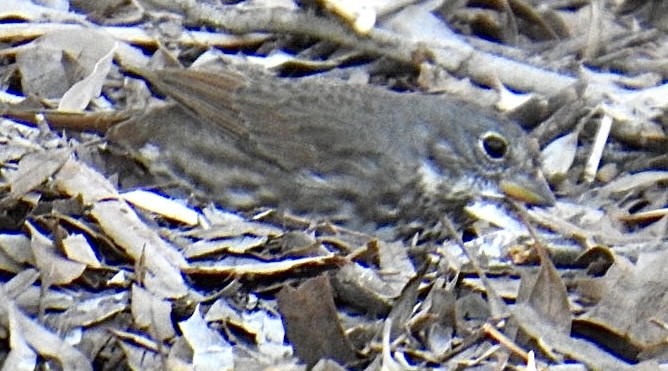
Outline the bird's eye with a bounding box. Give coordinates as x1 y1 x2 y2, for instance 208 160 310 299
479 131 508 161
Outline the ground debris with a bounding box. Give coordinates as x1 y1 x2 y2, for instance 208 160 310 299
0 0 666 369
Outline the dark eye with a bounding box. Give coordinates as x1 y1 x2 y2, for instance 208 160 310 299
479 132 508 161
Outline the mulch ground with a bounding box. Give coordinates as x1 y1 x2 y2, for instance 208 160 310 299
0 0 667 370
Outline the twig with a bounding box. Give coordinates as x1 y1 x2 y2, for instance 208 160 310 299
441 217 508 319
482 322 530 363
165 1 577 95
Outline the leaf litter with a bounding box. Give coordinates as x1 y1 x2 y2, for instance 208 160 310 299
0 0 666 370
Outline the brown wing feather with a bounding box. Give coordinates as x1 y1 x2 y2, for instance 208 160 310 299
141 67 427 175
133 67 250 140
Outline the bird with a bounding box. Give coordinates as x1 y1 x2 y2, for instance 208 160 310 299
107 65 555 238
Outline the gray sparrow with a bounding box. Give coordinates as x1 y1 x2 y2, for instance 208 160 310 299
108 67 554 236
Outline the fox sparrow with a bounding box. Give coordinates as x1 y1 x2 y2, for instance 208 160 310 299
108 66 554 235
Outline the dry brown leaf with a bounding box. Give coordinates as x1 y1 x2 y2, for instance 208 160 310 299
15 28 115 110
0 147 70 208
55 159 189 297
0 0 83 22
27 222 86 286
599 170 668 196
377 240 416 292
577 250 668 355
91 200 188 298
329 263 393 316
518 250 571 335
541 131 579 180
121 190 200 226
117 340 162 371
131 284 176 341
0 249 22 273
59 41 115 111
190 206 284 239
49 291 128 330
61 233 101 268
276 275 357 367
4 303 37 371
178 304 234 371
0 234 34 266
54 158 119 204
513 303 630 369
0 287 92 371
183 254 342 276
184 235 267 259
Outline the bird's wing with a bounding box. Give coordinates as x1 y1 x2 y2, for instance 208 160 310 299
137 67 415 176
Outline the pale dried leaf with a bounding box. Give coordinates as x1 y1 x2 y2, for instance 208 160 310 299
110 329 159 351
463 277 521 300
599 170 668 195
205 299 242 323
496 85 534 112
59 43 116 111
580 250 668 349
241 310 292 359
246 51 296 69
465 202 525 231
90 200 188 298
520 253 571 335
118 341 162 371
0 142 37 164
14 287 74 314
197 206 283 238
381 317 402 371
541 131 579 179
0 292 92 371
526 351 537 371
122 189 200 226
0 238 24 274
61 234 101 268
330 263 393 315
378 240 415 291
513 304 629 369
107 270 131 286
2 304 37 371
3 269 39 300
0 250 22 273
0 148 70 207
54 158 118 204
380 2 458 44
131 284 175 341
16 29 115 100
52 291 128 329
184 254 340 276
0 234 33 265
56 155 187 297
179 304 234 371
58 292 128 328
0 0 84 21
27 222 86 286
184 235 267 258
619 207 668 223
206 299 293 360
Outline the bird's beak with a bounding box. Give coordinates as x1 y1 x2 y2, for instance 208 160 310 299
500 171 555 206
